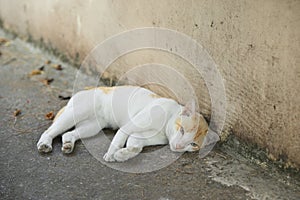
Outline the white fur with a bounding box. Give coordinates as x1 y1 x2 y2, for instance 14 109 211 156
37 86 204 162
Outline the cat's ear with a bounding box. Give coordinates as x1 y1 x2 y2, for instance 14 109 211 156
182 99 196 116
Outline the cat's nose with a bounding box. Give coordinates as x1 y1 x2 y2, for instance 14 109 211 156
175 144 184 149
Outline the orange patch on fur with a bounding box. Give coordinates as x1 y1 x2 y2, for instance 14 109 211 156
175 118 181 131
84 86 96 90
188 115 199 133
54 106 66 122
85 86 116 94
193 115 208 146
150 93 161 98
97 87 115 94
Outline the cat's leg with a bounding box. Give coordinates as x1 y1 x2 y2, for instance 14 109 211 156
61 119 101 153
113 131 168 162
103 128 129 162
113 136 143 162
37 106 77 153
38 89 102 153
113 146 143 162
103 105 166 162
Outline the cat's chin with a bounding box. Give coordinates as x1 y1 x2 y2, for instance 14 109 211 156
169 145 186 153
169 144 176 152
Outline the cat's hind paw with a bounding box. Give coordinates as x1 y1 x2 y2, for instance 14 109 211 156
37 142 52 153
103 153 116 162
61 142 74 154
37 135 53 153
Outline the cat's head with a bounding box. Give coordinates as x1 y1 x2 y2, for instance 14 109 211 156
169 101 208 152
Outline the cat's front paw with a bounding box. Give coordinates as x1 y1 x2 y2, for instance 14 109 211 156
113 149 131 162
103 153 116 162
114 147 142 162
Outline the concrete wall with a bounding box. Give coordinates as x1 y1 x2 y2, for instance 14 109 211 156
1 0 299 167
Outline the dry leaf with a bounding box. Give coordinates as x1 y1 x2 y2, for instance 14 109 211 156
45 60 51 64
13 109 21 117
29 69 42 76
0 37 9 45
84 86 95 90
40 78 54 86
39 66 45 71
267 153 276 161
45 111 55 120
52 64 62 70
58 95 71 100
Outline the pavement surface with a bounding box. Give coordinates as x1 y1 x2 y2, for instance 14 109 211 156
0 29 299 200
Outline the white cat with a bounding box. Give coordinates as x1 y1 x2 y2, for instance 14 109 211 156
37 86 208 162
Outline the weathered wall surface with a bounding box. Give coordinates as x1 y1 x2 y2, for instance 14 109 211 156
0 0 299 167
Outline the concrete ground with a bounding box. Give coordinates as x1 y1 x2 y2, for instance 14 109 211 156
0 29 299 200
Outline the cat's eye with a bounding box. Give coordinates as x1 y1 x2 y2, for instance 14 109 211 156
190 142 198 147
180 127 184 134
